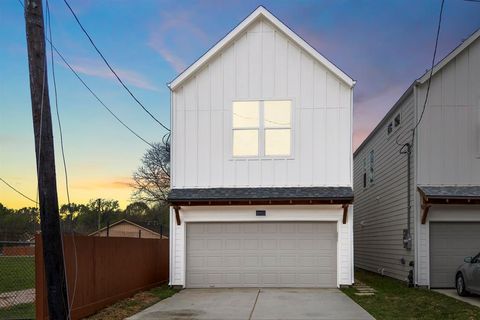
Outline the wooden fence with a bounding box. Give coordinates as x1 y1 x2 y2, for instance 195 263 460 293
35 234 169 319
2 245 35 256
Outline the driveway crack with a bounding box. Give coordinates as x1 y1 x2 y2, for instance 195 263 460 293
248 289 261 320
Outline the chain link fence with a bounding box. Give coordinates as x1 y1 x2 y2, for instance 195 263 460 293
0 239 36 320
0 217 168 320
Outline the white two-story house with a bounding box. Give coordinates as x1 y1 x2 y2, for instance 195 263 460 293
167 6 355 288
353 28 480 289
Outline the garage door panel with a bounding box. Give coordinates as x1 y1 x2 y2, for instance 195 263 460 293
430 222 480 288
186 222 337 288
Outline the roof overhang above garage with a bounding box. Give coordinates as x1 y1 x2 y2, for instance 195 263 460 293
168 187 354 225
418 185 480 224
168 186 353 206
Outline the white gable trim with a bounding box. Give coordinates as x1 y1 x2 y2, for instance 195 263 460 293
417 28 480 84
168 6 355 90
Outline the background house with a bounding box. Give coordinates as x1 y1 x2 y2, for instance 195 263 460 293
89 219 168 239
353 28 480 288
168 6 355 288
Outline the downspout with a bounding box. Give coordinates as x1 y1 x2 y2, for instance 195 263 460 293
401 142 414 287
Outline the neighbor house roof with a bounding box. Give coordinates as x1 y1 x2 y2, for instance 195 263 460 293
168 187 353 205
88 219 162 237
168 6 355 90
418 186 480 200
417 28 480 84
354 27 480 158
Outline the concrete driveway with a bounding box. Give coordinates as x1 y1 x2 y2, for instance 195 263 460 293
128 288 374 320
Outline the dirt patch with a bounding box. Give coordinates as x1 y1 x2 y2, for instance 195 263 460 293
84 285 178 320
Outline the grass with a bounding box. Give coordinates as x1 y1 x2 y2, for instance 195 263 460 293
342 269 480 320
0 256 35 293
84 284 179 320
0 303 35 320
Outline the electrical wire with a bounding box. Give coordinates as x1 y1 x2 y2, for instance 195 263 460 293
62 0 170 132
16 0 165 150
0 177 38 204
46 39 155 148
45 2 77 318
411 0 445 142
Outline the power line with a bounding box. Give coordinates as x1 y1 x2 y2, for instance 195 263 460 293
46 37 155 148
46 0 71 208
45 2 72 318
62 0 170 132
0 177 38 204
412 0 445 140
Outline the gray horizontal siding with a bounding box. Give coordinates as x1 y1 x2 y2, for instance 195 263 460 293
353 93 415 281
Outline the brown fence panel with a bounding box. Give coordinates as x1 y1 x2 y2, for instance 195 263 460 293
35 234 169 319
2 245 35 256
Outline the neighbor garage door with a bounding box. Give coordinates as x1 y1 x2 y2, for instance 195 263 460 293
186 222 337 288
430 222 480 288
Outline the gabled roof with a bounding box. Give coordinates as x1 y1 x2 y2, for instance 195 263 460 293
354 27 480 157
417 28 480 84
168 6 355 90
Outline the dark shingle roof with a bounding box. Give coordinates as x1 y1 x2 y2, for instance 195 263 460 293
418 186 480 199
168 187 353 202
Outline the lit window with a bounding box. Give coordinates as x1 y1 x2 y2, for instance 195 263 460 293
232 101 259 156
232 100 291 157
264 101 291 156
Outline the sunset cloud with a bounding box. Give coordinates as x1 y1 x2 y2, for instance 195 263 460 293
148 10 210 73
66 59 160 92
71 177 133 191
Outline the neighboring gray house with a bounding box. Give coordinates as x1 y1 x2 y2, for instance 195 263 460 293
353 28 480 288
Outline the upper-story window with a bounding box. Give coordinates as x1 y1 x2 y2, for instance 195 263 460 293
233 100 291 157
369 150 375 184
387 113 401 136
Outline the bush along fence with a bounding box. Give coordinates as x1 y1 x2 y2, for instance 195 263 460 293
35 233 169 319
0 240 36 320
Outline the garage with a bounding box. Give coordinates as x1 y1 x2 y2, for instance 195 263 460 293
430 222 480 288
186 222 337 288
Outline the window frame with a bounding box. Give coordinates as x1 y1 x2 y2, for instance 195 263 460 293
231 99 294 160
368 149 375 185
387 112 402 138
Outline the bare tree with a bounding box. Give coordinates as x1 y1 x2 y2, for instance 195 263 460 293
132 142 170 204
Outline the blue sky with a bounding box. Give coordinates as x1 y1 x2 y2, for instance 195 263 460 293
1 0 479 208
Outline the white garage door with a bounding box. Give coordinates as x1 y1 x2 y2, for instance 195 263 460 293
186 222 337 288
430 222 480 288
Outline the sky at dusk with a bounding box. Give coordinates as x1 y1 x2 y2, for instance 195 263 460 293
1 0 479 209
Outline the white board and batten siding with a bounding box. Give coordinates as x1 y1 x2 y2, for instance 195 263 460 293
171 17 352 189
353 91 415 281
169 9 354 288
415 34 480 286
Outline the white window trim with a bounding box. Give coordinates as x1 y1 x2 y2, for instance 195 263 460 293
231 98 294 160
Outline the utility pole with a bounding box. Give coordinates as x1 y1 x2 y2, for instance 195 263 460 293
24 0 69 318
97 198 101 230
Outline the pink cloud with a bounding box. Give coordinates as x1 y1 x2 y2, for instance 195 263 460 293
148 11 210 73
66 59 160 92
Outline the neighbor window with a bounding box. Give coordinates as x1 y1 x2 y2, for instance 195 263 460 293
394 114 401 127
369 150 375 184
362 158 367 188
233 100 291 157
